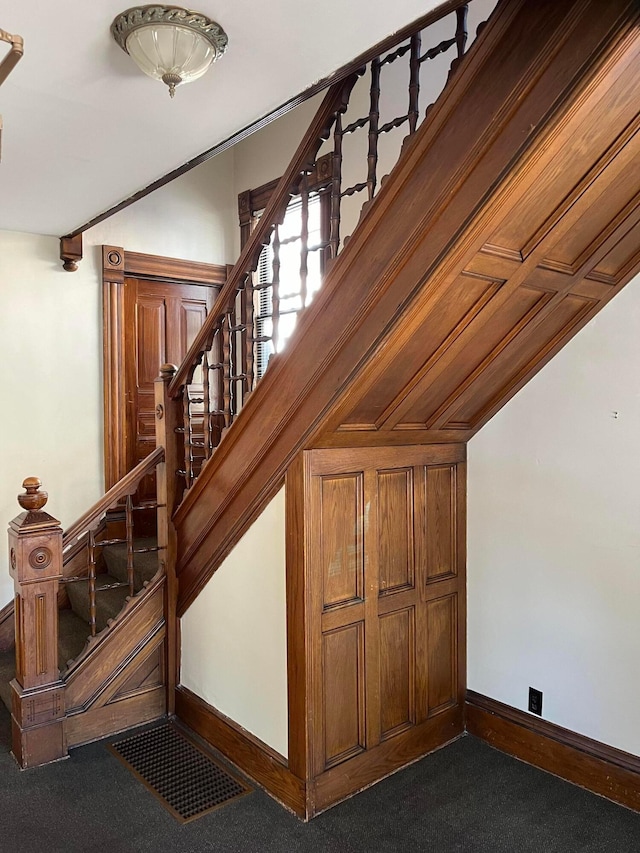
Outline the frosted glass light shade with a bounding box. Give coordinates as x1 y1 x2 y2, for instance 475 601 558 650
112 6 228 98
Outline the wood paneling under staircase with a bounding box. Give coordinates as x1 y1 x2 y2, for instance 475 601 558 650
174 0 640 613
287 445 466 814
166 0 640 819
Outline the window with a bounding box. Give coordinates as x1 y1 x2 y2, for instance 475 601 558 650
254 192 324 377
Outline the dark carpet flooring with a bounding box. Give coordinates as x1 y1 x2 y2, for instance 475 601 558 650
0 704 639 852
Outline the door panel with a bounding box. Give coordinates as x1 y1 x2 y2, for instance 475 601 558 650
305 445 466 777
122 278 215 511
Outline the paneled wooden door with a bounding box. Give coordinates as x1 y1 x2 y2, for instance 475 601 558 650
102 247 227 491
123 277 214 491
288 443 466 814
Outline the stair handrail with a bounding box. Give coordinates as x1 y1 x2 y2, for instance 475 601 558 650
62 446 164 550
168 75 359 398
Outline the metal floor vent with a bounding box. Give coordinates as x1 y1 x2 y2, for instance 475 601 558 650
109 722 251 822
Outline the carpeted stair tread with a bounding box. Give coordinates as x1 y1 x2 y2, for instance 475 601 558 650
66 573 130 634
58 608 93 670
102 537 159 591
0 648 15 712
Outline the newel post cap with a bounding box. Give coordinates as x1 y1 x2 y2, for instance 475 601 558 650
159 363 178 380
18 477 48 511
10 477 61 536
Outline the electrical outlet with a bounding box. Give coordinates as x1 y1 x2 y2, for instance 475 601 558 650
528 687 543 716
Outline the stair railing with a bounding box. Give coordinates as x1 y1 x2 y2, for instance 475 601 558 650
8 448 166 766
166 2 477 496
61 446 166 642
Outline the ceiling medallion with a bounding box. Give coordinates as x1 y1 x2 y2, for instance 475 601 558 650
111 5 228 98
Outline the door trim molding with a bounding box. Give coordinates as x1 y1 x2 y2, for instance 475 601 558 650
102 246 227 489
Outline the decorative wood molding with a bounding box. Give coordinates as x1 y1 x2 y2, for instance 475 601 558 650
124 251 227 285
466 691 640 813
62 1 469 240
238 153 334 229
60 234 83 272
175 685 307 818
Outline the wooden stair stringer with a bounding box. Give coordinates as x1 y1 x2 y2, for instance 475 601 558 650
63 575 166 747
173 0 640 616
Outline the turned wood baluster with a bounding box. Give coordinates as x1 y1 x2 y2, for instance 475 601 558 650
271 226 281 355
448 5 469 78
329 113 344 259
366 59 381 200
182 386 193 488
222 314 232 429
125 493 135 596
456 5 469 60
202 350 212 460
242 272 256 395
299 174 309 309
8 478 67 768
408 33 422 135
209 327 222 415
88 529 97 637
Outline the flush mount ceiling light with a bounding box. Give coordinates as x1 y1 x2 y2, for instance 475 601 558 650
111 5 228 98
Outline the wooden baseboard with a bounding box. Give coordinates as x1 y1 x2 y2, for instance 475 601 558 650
466 690 640 812
175 685 307 818
0 600 14 652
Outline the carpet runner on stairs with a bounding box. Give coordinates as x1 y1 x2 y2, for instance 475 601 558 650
0 538 158 715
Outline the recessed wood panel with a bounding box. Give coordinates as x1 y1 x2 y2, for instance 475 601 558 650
543 146 640 273
321 474 364 609
403 285 552 427
181 300 208 351
425 465 456 582
378 468 414 594
488 60 640 258
427 594 457 716
323 623 365 768
137 298 166 386
448 293 596 427
342 273 501 426
379 608 415 740
589 217 640 285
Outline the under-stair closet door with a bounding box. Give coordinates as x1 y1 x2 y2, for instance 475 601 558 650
304 444 465 808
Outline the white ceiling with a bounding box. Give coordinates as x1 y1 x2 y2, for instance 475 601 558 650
0 0 444 236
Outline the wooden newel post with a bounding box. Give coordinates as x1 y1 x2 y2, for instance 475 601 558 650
8 478 67 767
155 364 180 715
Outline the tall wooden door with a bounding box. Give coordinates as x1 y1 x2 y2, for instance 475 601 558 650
123 277 215 496
102 246 228 491
287 443 466 814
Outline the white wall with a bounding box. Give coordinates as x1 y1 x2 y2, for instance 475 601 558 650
468 276 640 757
0 230 103 606
180 489 288 757
87 147 236 265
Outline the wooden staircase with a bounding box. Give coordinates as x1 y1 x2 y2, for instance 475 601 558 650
4 452 168 767
4 0 640 820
